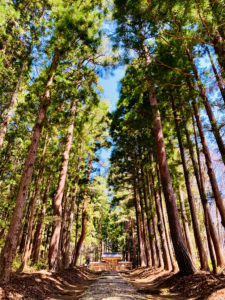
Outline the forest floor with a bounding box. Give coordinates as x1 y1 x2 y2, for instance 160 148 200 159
1 267 225 299
123 267 225 300
0 267 99 300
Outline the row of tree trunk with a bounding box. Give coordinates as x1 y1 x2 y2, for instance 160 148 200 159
118 80 224 275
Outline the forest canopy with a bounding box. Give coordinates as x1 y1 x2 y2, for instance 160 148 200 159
0 0 224 284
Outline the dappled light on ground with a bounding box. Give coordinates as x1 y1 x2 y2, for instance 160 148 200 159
0 267 99 300
124 267 225 300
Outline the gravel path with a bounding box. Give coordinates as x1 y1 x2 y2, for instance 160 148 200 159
79 271 146 300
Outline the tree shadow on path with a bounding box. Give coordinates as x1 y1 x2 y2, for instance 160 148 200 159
123 267 225 300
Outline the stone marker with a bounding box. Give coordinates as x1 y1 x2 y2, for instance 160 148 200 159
79 271 146 300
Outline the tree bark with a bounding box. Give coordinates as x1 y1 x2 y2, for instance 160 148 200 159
207 210 225 267
171 95 209 270
18 192 32 255
48 99 77 270
139 192 152 267
190 119 225 267
212 31 225 79
131 218 137 267
149 171 171 270
19 135 48 271
205 210 217 273
178 188 195 261
60 186 71 262
141 165 159 267
126 221 131 262
132 174 146 267
31 179 51 264
186 47 225 165
156 165 177 271
0 60 28 148
136 163 151 267
152 214 163 267
63 156 82 269
73 159 93 266
0 52 59 283
145 167 163 267
191 95 225 227
19 177 43 271
206 48 225 106
70 192 81 267
149 89 195 275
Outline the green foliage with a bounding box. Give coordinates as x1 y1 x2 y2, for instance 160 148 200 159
0 0 224 273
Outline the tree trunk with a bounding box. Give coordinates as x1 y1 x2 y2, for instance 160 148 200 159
136 164 151 267
191 120 225 267
142 170 160 267
132 174 146 267
60 186 70 262
0 52 59 283
73 159 93 266
0 60 28 148
178 188 195 260
18 194 32 255
212 31 225 79
149 89 195 275
19 179 43 271
43 224 51 257
131 219 137 268
141 165 158 267
171 95 209 270
156 166 177 271
19 135 48 271
63 156 82 269
149 171 171 270
186 47 225 165
205 210 217 273
206 48 225 105
139 192 152 267
31 179 51 264
191 96 225 227
126 221 131 262
48 99 77 270
152 215 163 267
185 119 225 267
207 210 225 267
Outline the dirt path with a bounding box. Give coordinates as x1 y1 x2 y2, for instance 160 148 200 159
1 267 225 299
79 271 147 300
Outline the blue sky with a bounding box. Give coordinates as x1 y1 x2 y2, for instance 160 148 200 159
99 66 125 112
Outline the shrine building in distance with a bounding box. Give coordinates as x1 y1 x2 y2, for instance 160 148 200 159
89 252 132 271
